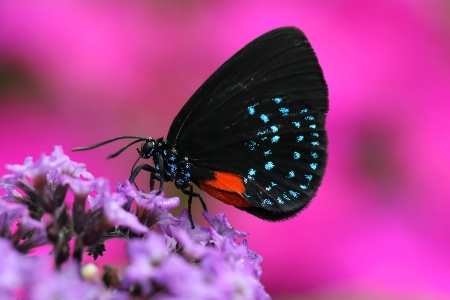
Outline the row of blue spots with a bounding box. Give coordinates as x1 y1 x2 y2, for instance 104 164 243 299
244 101 321 203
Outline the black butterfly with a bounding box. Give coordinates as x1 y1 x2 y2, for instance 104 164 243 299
74 27 328 227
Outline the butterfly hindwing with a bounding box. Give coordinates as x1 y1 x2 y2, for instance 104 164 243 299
185 94 327 219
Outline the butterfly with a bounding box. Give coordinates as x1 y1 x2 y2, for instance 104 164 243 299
74 27 328 227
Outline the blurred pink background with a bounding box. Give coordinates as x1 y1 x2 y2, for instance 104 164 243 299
1 1 449 299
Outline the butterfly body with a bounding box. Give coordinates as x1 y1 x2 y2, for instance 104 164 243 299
74 27 328 225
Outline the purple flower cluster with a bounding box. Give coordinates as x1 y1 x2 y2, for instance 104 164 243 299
0 146 270 299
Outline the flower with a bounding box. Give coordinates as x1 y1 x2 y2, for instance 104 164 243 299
94 185 149 235
28 262 102 300
203 210 248 240
0 200 48 252
117 181 180 211
0 238 33 298
0 147 270 299
4 146 93 185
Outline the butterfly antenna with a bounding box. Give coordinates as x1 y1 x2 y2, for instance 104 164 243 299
72 136 147 159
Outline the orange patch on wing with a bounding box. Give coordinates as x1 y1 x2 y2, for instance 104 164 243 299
198 171 252 208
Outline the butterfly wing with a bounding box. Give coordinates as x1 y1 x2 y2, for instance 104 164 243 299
167 27 328 220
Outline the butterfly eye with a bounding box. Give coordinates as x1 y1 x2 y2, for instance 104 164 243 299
139 139 155 159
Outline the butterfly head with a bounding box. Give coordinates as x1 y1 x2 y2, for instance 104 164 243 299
137 137 156 159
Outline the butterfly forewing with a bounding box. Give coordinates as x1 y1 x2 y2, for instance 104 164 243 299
168 27 327 144
167 27 328 220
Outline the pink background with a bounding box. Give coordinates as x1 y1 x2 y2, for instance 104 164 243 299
1 1 449 299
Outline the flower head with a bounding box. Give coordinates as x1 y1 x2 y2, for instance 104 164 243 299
28 262 102 300
0 147 270 299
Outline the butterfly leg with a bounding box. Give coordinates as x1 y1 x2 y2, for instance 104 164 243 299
130 154 166 192
154 154 165 193
129 163 160 191
179 184 208 229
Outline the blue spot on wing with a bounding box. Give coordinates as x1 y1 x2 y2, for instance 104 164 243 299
262 199 274 206
260 114 269 123
257 129 268 135
245 140 258 150
248 168 256 180
289 190 299 198
279 107 289 116
265 161 275 170
282 193 290 201
272 97 282 104
247 103 258 115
